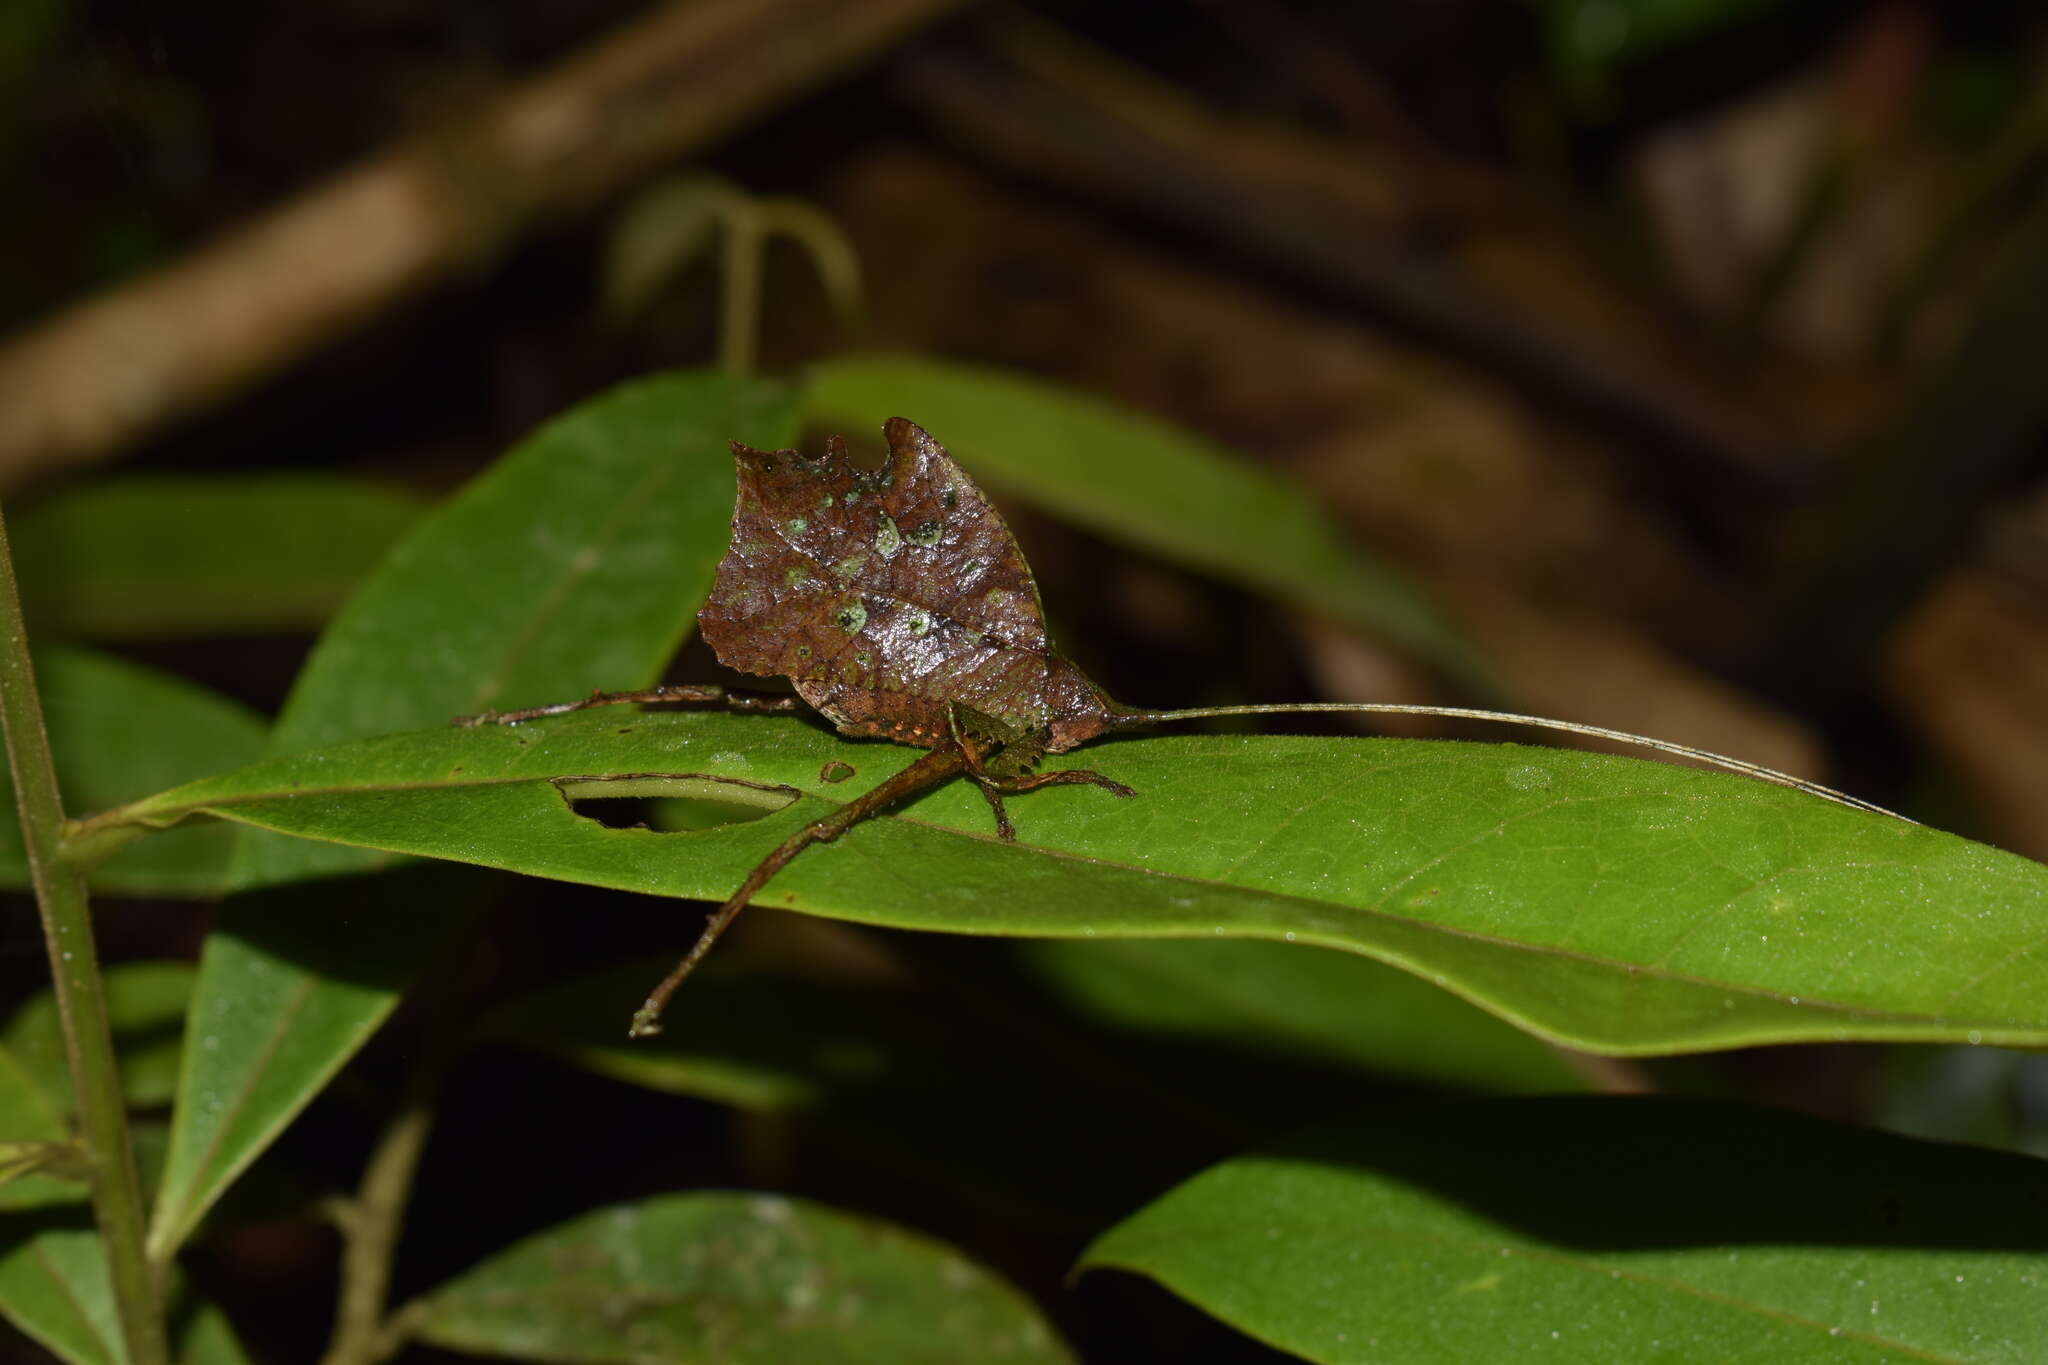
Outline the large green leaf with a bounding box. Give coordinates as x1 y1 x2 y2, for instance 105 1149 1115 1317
803 354 1490 690
0 646 264 897
409 1192 1074 1364
97 710 2048 1054
1080 1096 2048 1363
10 474 426 640
150 372 801 1260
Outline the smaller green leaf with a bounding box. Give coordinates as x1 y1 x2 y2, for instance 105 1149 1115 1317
0 646 265 897
11 474 426 640
488 959 874 1112
804 354 1490 690
0 1215 252 1365
237 369 798 888
0 1047 76 1214
1015 939 1584 1095
1081 1097 2048 1365
410 1193 1074 1365
147 865 488 1262
0 1217 121 1365
263 371 800 759
171 1298 254 1365
2 961 194 1116
0 1141 89 1188
601 174 729 319
0 1048 64 1144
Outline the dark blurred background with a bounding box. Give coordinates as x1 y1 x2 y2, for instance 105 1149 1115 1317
4 1 2047 1360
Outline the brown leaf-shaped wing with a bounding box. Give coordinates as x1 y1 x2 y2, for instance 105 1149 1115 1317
698 418 1115 751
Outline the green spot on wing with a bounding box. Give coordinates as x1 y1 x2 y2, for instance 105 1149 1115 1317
874 513 903 559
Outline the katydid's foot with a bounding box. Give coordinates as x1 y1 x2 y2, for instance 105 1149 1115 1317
973 780 1018 842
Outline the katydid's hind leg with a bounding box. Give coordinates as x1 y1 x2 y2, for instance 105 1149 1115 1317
453 685 800 727
628 743 972 1038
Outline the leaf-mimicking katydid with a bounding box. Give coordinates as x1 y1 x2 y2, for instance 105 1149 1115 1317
462 418 1144 1035
458 418 1903 1038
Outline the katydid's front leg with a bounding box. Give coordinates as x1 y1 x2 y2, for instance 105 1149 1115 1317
453 684 801 727
628 742 971 1038
947 705 1136 843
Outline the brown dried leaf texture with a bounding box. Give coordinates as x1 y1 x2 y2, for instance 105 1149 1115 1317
698 418 1117 752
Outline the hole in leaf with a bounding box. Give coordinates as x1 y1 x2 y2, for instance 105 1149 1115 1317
556 775 797 833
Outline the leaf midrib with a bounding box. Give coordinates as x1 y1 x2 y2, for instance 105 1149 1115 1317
148 975 316 1258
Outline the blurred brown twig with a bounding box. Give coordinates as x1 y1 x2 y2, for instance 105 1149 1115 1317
0 0 970 488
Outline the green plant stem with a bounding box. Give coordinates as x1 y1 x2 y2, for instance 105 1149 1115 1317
0 505 169 1365
319 1044 448 1365
755 197 866 336
717 197 762 378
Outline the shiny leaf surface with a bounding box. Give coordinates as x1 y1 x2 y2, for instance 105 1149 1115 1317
1081 1097 2048 1363
410 1193 1073 1364
104 710 2048 1055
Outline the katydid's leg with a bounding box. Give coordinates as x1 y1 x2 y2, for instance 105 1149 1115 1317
453 685 800 727
950 723 1019 841
974 781 1017 843
628 742 971 1038
954 726 1136 804
948 711 1136 839
995 768 1137 799
961 765 1133 841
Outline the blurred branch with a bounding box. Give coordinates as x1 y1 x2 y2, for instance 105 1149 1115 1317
1763 205 2048 698
1183 0 1458 173
1885 565 2048 862
895 15 1811 486
1876 69 2048 360
0 0 968 487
